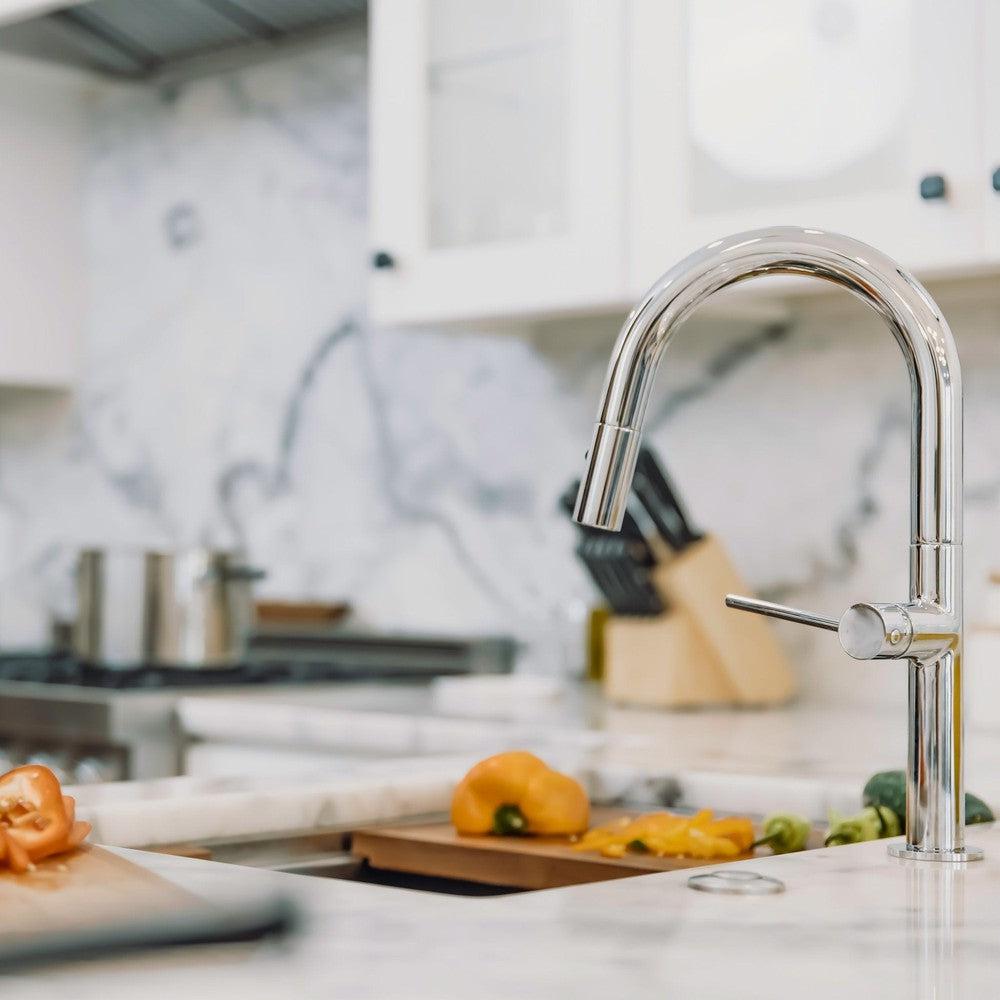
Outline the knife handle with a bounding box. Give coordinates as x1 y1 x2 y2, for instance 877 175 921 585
636 448 700 546
631 474 686 551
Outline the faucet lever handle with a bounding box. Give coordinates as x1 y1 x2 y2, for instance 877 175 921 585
725 594 916 660
724 594 839 633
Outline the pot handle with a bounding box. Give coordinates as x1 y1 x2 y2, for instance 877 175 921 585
222 565 267 582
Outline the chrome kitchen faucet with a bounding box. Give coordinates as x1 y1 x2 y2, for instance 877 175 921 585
574 227 980 863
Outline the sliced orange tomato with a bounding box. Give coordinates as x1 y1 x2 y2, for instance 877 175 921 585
0 765 91 873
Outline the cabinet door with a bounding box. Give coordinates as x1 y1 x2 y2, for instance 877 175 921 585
979 1 1000 260
369 0 626 325
0 56 84 387
629 0 981 292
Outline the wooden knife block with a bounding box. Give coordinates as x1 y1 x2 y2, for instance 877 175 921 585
603 535 796 709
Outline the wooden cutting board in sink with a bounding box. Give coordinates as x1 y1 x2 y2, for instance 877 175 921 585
351 809 794 892
0 845 202 941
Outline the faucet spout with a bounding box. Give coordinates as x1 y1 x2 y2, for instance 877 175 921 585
575 227 960 546
575 227 978 862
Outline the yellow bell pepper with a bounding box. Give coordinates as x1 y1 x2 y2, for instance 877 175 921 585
450 751 590 836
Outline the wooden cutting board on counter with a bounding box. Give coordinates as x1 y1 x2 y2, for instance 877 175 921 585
0 845 202 940
352 809 795 892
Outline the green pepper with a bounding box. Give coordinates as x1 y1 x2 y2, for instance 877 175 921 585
825 805 901 847
863 770 994 826
752 813 811 854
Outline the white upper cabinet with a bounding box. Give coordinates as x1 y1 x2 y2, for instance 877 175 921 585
369 0 627 325
369 0 1000 324
979 1 1000 261
629 0 982 292
0 55 87 387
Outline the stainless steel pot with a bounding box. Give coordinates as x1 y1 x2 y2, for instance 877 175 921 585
73 549 264 667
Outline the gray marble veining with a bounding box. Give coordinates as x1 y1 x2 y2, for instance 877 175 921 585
0 22 999 712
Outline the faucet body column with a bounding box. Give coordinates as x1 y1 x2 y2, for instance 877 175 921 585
897 541 965 859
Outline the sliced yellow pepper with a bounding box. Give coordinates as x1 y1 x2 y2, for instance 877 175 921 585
575 808 755 860
704 816 755 853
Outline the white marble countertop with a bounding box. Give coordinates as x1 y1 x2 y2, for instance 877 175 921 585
178 677 1000 807
25 678 1000 997
6 827 1000 999
70 757 466 848
65 677 1000 850
176 678 1000 793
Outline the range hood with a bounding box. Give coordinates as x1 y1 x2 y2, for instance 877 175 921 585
0 0 366 80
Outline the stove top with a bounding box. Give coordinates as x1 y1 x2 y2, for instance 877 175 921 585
0 633 515 690
0 636 513 782
0 653 362 689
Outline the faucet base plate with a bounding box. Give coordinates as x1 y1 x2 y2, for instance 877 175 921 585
887 843 984 862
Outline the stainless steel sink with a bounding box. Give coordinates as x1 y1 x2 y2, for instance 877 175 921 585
279 853 521 896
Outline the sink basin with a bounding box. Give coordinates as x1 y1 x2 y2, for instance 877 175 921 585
280 854 521 896
152 805 826 897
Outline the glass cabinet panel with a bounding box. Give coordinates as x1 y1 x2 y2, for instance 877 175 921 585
426 0 570 248
370 0 626 324
629 0 979 289
685 0 912 212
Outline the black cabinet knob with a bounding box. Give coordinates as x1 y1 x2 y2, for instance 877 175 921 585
992 168 1000 193
919 174 947 200
371 250 396 269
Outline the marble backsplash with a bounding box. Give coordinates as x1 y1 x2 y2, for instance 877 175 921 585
1 22 999 709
